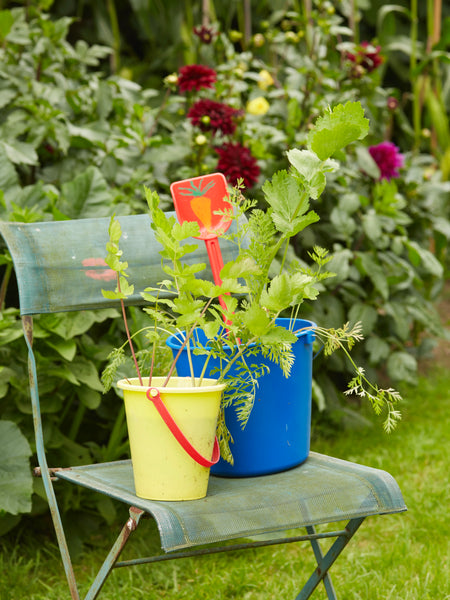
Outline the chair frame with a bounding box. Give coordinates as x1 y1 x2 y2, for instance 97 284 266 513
0 216 406 599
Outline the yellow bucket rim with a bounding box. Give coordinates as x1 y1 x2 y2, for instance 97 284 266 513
117 376 226 394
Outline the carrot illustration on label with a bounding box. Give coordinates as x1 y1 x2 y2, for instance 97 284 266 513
179 179 216 229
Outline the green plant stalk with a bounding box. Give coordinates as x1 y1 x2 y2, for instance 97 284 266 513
410 0 421 149
117 275 143 386
106 0 121 73
274 189 311 278
0 262 12 313
68 400 86 441
103 405 127 462
162 297 215 387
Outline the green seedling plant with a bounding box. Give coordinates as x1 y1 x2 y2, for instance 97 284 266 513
102 101 402 462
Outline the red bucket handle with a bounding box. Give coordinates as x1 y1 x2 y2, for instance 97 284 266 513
146 388 220 468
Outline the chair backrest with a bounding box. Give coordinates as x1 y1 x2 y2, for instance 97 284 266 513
0 213 241 316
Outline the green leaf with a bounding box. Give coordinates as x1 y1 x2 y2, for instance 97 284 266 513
172 220 200 241
68 358 104 391
0 145 20 204
0 421 33 515
356 146 381 179
366 337 390 364
286 149 338 199
406 241 444 277
241 304 271 336
263 169 301 215
220 257 261 279
362 211 383 242
45 337 77 361
77 387 101 410
387 351 418 384
263 171 320 235
307 101 369 160
0 89 16 110
1 141 38 166
60 167 113 218
348 303 378 335
0 10 14 43
356 253 389 300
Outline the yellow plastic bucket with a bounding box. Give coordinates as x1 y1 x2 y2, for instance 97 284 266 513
117 377 225 501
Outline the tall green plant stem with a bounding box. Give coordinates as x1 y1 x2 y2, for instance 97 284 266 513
0 262 12 312
117 275 143 386
162 296 214 387
271 189 311 283
106 0 121 73
410 0 421 149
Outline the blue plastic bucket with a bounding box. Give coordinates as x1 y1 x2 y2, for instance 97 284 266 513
166 318 316 477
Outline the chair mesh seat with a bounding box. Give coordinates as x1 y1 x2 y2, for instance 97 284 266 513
55 451 406 551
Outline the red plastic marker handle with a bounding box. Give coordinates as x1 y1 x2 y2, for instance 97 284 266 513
146 388 220 467
204 237 232 323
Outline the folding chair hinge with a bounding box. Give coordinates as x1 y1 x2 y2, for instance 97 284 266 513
33 466 69 481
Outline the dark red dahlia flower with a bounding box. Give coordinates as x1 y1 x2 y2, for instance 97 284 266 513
178 64 217 92
368 142 404 181
347 41 384 77
216 143 260 188
193 25 216 44
188 99 241 135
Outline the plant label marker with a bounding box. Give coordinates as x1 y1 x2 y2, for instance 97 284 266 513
170 173 233 318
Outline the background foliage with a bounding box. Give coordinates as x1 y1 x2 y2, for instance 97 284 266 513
0 0 448 538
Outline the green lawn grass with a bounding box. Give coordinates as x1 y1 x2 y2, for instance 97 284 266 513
1 366 449 599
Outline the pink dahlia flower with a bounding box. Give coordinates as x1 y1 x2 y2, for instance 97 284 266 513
368 142 404 181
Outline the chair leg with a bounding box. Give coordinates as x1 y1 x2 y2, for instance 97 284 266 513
306 525 337 600
83 507 145 600
295 517 365 600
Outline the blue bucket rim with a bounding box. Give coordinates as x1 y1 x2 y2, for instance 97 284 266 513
166 318 317 351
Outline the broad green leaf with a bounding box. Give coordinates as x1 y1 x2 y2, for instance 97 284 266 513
260 274 294 312
286 149 338 199
203 319 222 340
263 170 304 217
241 304 271 337
348 303 378 335
217 279 249 295
0 10 14 43
69 358 104 391
172 220 200 241
260 325 297 344
0 421 32 515
362 211 383 242
387 351 417 384
356 253 389 300
60 166 113 218
220 257 261 279
260 273 317 312
323 249 352 284
44 337 77 362
0 145 20 206
68 122 109 147
0 89 15 110
1 140 38 166
366 336 391 364
355 145 380 179
307 101 369 160
406 241 444 277
330 207 357 238
0 366 16 398
77 387 101 410
384 301 411 340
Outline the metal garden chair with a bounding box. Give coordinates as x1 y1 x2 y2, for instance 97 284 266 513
0 214 406 600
